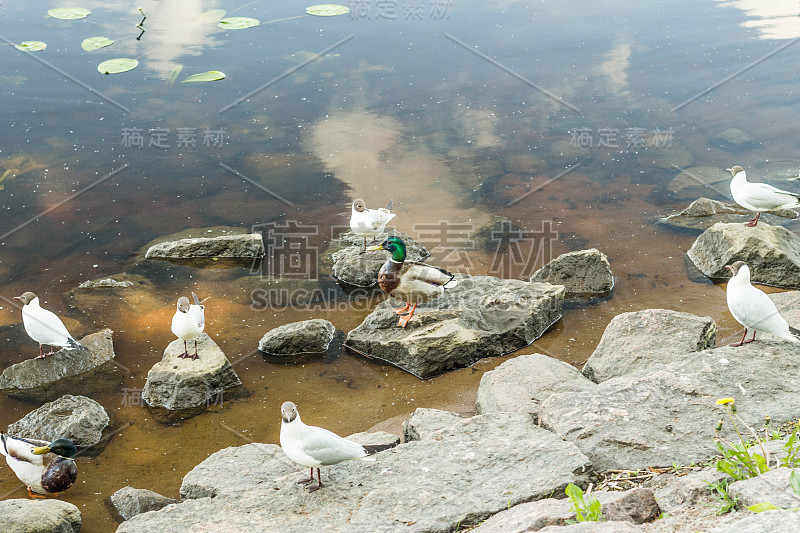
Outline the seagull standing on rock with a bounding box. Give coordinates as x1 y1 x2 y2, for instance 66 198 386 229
279 401 396 492
350 199 395 252
14 292 83 359
725 261 800 346
728 165 800 227
171 292 206 359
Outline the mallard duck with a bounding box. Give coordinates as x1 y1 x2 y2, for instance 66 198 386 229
350 199 395 251
728 165 800 227
14 292 83 359
0 433 78 498
368 236 457 327
171 292 206 359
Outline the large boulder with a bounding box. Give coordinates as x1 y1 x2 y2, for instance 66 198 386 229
402 408 465 442
686 222 800 287
530 248 614 298
107 487 178 522
8 394 110 450
0 329 121 403
117 412 592 533
345 276 565 379
476 353 595 419
582 309 717 383
325 230 429 287
144 226 264 261
141 333 243 422
257 319 335 356
0 498 81 533
180 443 296 499
540 339 800 471
658 198 797 231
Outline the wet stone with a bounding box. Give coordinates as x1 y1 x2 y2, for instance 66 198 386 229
0 329 121 403
659 197 798 232
257 319 335 356
107 487 178 523
8 394 110 450
0 498 81 533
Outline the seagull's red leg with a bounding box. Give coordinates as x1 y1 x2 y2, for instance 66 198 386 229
297 467 314 484
397 304 417 327
743 331 757 344
178 341 190 358
192 339 199 360
745 212 760 227
730 328 748 347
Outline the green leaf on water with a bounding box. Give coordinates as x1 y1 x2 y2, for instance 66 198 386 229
747 502 780 513
218 17 260 29
306 4 350 16
167 65 183 86
81 36 113 51
197 9 226 23
181 71 226 83
15 41 47 52
48 7 91 20
97 58 139 75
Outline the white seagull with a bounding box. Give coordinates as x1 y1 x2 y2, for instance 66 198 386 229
279 401 396 492
725 261 800 346
728 165 800 227
171 292 206 359
14 292 83 359
350 198 395 251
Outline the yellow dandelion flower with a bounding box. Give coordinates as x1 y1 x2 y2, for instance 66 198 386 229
716 398 735 405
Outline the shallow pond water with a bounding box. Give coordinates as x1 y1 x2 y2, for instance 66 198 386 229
1 0 800 531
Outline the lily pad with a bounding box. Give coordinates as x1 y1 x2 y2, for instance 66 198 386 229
81 36 113 51
15 41 47 52
218 17 260 29
97 58 139 75
306 4 350 16
181 71 226 83
48 7 91 20
197 9 226 23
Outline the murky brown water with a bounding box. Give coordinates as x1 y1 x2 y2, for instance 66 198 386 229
2 0 800 531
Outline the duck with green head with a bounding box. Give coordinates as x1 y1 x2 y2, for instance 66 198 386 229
368 236 458 327
0 433 78 498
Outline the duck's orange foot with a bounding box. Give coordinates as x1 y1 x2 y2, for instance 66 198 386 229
396 304 417 327
28 487 47 499
394 303 412 315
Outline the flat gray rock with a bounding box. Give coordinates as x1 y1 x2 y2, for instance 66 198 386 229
687 222 800 287
345 276 565 379
402 408 464 442
602 488 660 524
531 248 614 298
540 340 800 471
8 394 110 449
142 333 242 422
728 468 800 510
108 487 177 522
181 443 295 499
582 309 717 383
658 198 797 231
539 521 643 533
650 469 730 513
257 319 335 356
0 329 121 403
118 412 592 533
709 509 800 533
0 498 81 533
476 353 595 420
145 227 264 260
327 230 429 287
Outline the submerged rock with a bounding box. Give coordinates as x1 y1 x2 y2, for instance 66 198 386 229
582 309 717 383
530 248 614 298
0 329 121 403
257 319 335 356
144 226 264 261
108 487 177 523
345 275 565 379
0 498 81 533
659 197 798 231
686 222 800 287
141 333 243 422
77 278 134 289
326 230 429 287
710 128 758 153
8 394 110 450
118 411 592 533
